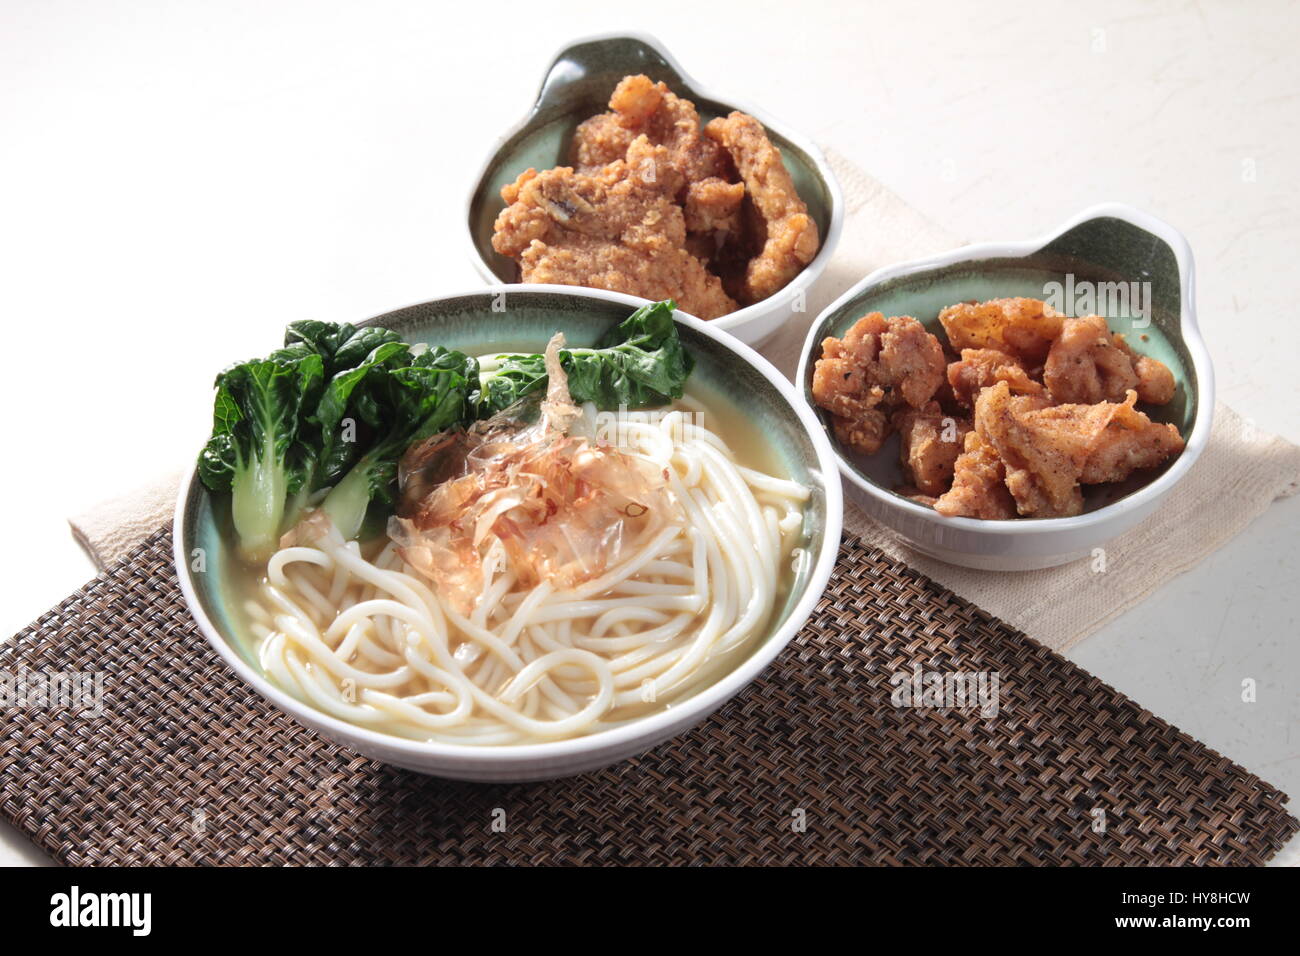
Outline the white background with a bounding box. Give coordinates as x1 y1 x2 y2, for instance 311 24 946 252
1 0 1297 864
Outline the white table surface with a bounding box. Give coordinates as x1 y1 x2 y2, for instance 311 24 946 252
1 0 1296 866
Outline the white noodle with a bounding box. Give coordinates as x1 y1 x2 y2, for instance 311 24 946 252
248 402 809 745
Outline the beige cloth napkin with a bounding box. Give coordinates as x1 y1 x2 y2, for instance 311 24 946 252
68 151 1300 654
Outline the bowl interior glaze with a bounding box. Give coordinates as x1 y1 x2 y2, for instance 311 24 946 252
802 215 1200 517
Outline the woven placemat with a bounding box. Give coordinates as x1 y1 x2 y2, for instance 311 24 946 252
0 529 1294 866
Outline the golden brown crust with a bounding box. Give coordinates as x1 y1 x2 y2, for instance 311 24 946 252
573 74 733 186
973 382 1184 518
1043 315 1139 404
1078 392 1185 483
827 296 1186 522
703 112 820 305
811 313 947 456
974 382 1088 518
570 113 635 173
491 138 736 320
893 403 973 496
499 75 818 317
939 297 1065 364
683 177 746 236
934 431 1018 519
947 347 1044 409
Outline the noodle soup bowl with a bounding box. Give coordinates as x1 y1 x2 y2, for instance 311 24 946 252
176 286 843 781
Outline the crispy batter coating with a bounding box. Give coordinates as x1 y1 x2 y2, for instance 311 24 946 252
703 112 820 304
1042 314 1139 404
492 138 737 319
811 313 947 455
893 403 972 496
1114 334 1177 404
570 112 635 173
947 347 1044 408
1078 392 1185 482
1045 316 1178 406
822 295 1186 522
504 75 819 316
975 381 1184 518
934 431 1018 519
974 382 1088 518
812 319 888 455
683 176 746 235
939 298 1065 365
830 406 890 457
572 74 732 184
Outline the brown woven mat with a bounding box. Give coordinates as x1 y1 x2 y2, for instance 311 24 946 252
0 529 1294 866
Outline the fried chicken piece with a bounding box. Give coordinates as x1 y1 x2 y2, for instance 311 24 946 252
1133 356 1176 405
1045 315 1179 406
812 321 888 455
572 74 733 184
1113 334 1177 404
812 313 946 455
704 112 820 304
880 315 948 409
975 382 1092 518
683 177 745 235
892 403 972 496
975 382 1185 518
1078 391 1185 483
830 406 890 456
939 298 1065 365
1042 314 1139 404
946 347 1045 409
492 137 737 319
570 112 636 173
934 431 1018 519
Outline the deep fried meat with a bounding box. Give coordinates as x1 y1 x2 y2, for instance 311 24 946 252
812 319 888 455
975 381 1184 518
811 313 946 455
570 112 635 173
1042 314 1139 404
830 408 890 456
1078 392 1186 482
934 431 1018 519
1045 316 1178 406
704 112 820 304
892 403 973 496
939 297 1065 364
975 381 1091 518
572 74 733 185
492 138 736 319
1113 333 1177 404
946 347 1044 408
683 177 745 235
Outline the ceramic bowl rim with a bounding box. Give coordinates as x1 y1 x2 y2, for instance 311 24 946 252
795 201 1215 537
462 30 846 336
174 283 844 768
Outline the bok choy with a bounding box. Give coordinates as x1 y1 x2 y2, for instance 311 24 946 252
196 300 693 559
476 300 693 416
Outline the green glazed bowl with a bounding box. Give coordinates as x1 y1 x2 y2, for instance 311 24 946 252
175 285 843 781
796 203 1214 571
464 32 844 347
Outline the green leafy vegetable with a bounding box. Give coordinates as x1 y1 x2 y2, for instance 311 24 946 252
196 301 692 554
319 347 478 540
477 300 693 416
282 337 411 529
197 345 324 562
